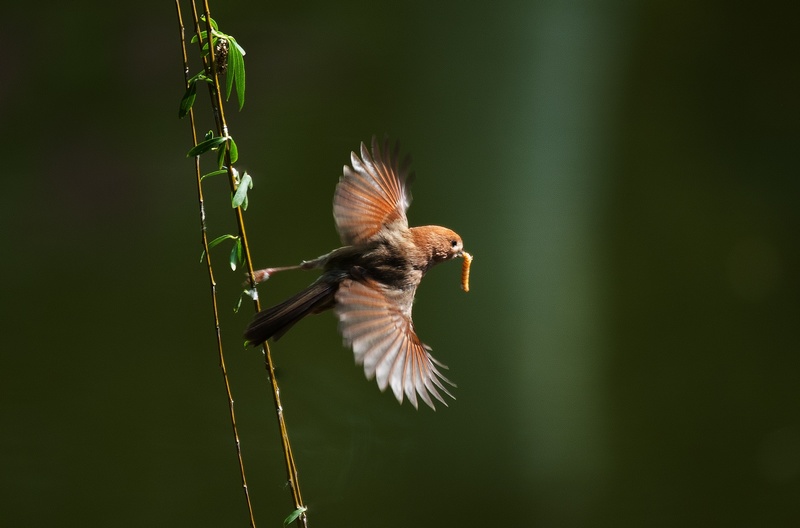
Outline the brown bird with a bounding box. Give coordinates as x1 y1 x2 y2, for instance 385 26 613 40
244 136 469 409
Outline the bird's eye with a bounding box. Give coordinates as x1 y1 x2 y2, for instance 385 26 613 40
451 240 458 248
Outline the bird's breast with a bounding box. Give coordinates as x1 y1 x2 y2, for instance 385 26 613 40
338 237 423 291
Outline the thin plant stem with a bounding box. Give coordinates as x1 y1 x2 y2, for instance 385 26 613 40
176 1 257 526
197 4 307 523
178 1 308 526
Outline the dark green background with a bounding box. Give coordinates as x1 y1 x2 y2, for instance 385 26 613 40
3 1 798 526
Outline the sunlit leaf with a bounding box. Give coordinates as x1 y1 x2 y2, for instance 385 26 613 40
232 39 246 56
199 14 218 31
187 135 227 157
234 291 245 313
241 171 252 210
199 234 236 263
190 31 208 44
229 238 243 271
224 38 235 100
228 37 246 109
200 169 228 181
188 71 209 85
208 234 236 249
284 507 307 526
228 137 238 164
231 171 252 208
217 142 226 169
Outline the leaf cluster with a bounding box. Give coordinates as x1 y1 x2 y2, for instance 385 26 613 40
180 17 253 272
179 15 246 118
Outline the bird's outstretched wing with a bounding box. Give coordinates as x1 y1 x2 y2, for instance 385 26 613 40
333 136 413 246
335 278 454 409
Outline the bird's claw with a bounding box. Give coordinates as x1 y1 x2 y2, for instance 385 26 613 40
252 269 272 283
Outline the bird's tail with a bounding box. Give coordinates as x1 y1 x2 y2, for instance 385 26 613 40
244 280 337 345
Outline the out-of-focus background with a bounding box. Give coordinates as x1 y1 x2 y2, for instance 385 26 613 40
2 1 798 526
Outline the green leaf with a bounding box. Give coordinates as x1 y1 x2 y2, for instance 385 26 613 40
228 137 238 164
234 291 245 313
200 169 228 181
229 238 243 271
208 234 236 249
284 507 307 526
228 37 246 109
199 14 218 31
190 31 207 44
178 81 197 118
199 234 237 263
232 38 246 57
224 38 235 100
188 71 210 85
217 142 226 169
241 171 253 210
231 171 252 208
187 135 227 157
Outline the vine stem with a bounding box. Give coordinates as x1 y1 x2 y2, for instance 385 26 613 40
177 1 307 526
175 1 257 526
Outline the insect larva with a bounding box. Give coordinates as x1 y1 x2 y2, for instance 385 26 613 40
461 252 473 292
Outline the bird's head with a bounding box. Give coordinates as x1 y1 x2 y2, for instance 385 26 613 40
412 225 464 264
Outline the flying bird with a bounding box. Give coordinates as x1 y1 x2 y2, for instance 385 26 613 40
244 137 470 409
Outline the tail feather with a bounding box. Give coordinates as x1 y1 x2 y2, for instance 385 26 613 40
244 280 337 345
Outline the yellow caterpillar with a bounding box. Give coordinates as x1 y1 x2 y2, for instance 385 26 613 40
461 252 473 292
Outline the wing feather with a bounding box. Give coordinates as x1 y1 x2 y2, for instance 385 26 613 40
333 136 413 245
335 278 455 410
